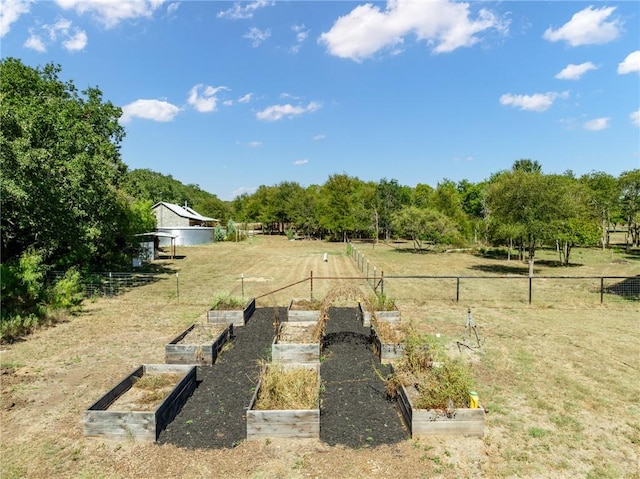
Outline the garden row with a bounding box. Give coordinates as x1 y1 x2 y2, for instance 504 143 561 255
82 294 485 443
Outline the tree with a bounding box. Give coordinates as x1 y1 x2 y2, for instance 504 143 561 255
411 183 434 208
431 179 470 240
392 206 461 252
1 58 136 269
580 172 621 249
485 171 575 276
376 178 410 241
619 169 640 251
317 174 362 241
512 158 542 173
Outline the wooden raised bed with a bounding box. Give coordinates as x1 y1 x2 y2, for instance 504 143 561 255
246 364 320 440
371 325 404 364
396 384 484 437
83 364 197 442
208 297 256 327
358 302 401 327
165 322 233 365
287 298 321 322
272 321 319 364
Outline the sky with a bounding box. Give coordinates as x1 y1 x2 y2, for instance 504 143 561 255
2 0 639 201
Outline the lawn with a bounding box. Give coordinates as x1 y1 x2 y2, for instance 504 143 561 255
0 235 638 478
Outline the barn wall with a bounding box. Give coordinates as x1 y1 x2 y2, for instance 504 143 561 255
154 205 189 228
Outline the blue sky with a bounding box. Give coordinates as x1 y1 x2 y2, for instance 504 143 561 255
2 1 639 200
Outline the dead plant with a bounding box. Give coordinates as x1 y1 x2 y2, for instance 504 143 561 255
253 361 318 410
313 283 369 342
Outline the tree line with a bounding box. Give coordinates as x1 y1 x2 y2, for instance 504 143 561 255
1 58 638 340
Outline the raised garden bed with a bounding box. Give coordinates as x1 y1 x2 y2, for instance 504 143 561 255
287 298 321 322
371 324 404 364
165 323 233 365
246 363 320 440
83 364 196 442
358 302 401 327
396 384 484 437
272 321 319 364
208 297 256 327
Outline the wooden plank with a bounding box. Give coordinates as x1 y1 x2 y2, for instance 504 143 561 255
165 323 232 365
246 410 320 439
272 343 319 364
83 364 196 442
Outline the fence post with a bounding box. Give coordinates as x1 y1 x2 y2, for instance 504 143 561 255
381 271 384 296
310 270 313 300
373 267 376 290
456 277 460 302
600 277 604 304
109 272 113 297
176 272 179 303
367 260 369 280
528 277 532 305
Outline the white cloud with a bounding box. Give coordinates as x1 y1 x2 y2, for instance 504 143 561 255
319 0 508 62
543 6 621 46
166 2 179 17
583 117 610 131
256 102 321 121
0 0 31 37
313 134 326 141
217 0 274 20
187 84 228 113
24 18 87 52
62 29 87 51
24 33 46 52
293 159 309 166
231 186 257 198
500 91 568 112
244 27 271 47
55 0 165 28
618 51 640 75
120 99 180 123
238 93 253 103
248 141 262 147
555 62 597 80
290 23 309 53
630 110 640 127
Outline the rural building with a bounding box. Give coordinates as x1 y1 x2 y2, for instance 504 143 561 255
152 202 218 228
151 202 219 246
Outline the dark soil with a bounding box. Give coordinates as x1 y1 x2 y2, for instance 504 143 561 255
159 307 408 449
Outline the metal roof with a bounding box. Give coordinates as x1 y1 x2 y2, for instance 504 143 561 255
151 202 218 222
134 232 178 238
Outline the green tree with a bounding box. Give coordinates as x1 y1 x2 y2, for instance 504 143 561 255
317 174 362 241
1 58 132 269
580 172 621 249
619 169 640 250
485 170 575 276
376 178 410 241
512 158 542 173
392 206 462 252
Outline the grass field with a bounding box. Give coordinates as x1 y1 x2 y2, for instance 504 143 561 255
1 235 638 478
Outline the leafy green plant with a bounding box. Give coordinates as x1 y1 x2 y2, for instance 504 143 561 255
369 293 396 311
385 327 475 410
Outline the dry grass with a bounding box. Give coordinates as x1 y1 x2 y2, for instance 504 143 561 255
253 362 318 410
109 373 184 411
0 235 638 479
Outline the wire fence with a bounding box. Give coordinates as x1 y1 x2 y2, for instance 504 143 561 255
50 271 165 298
347 243 639 305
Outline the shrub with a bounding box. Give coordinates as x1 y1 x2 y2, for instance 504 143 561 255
49 268 84 310
385 326 475 410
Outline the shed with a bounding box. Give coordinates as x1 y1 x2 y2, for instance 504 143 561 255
151 202 218 228
134 231 178 261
